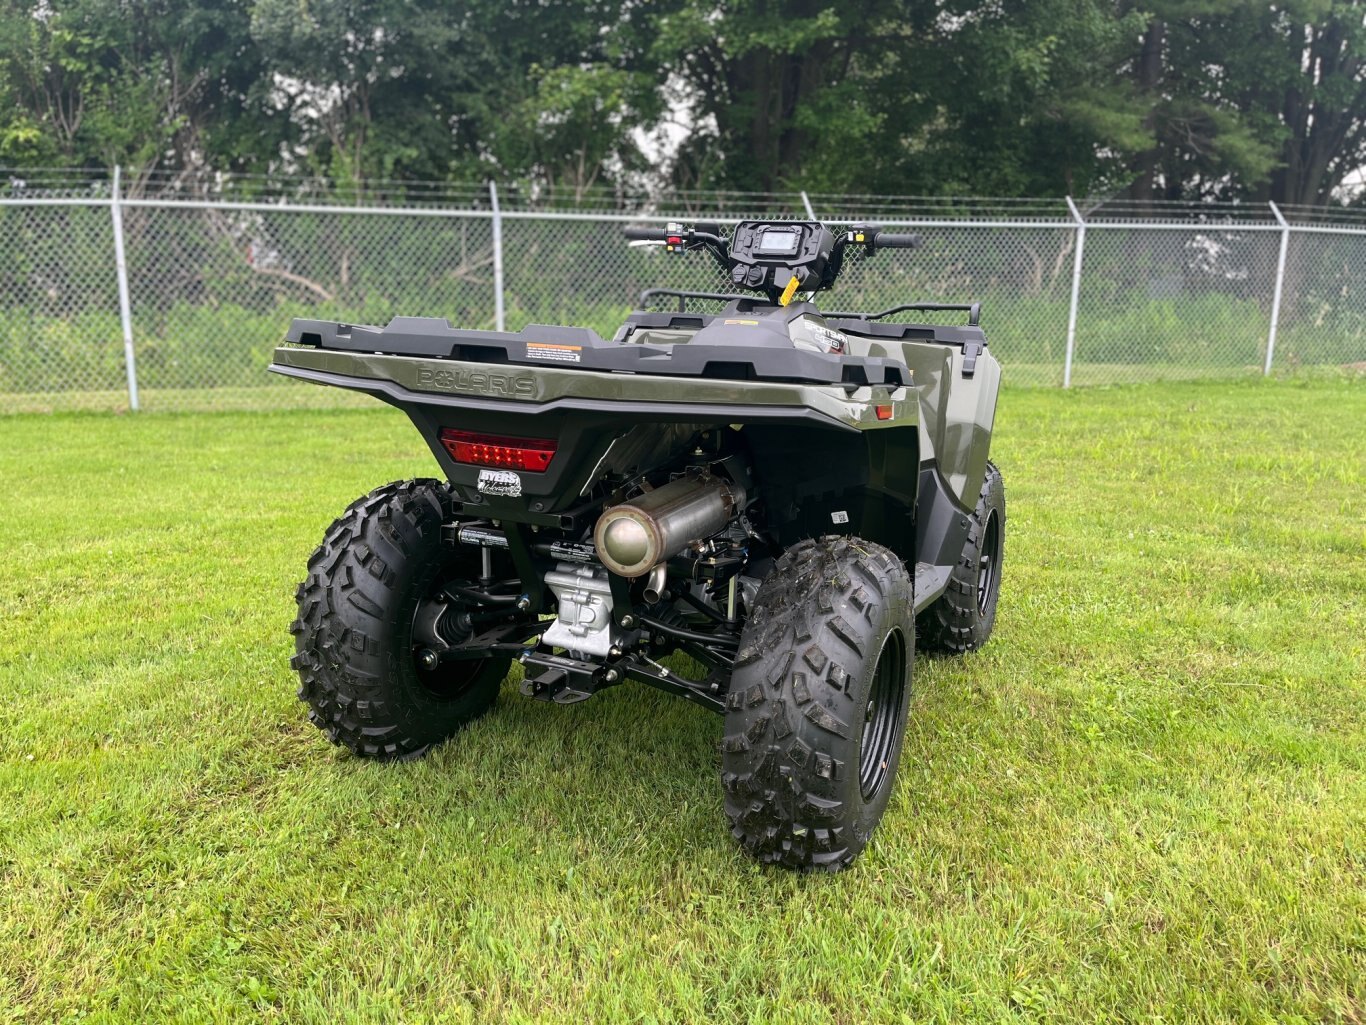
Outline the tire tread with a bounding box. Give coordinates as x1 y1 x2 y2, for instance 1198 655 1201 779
721 536 913 872
291 479 507 761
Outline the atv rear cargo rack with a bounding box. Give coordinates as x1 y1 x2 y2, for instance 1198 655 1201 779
284 315 911 389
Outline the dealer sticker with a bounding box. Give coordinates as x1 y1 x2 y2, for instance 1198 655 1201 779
525 342 582 363
477 469 523 497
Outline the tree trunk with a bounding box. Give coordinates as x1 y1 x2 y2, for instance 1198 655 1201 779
1127 17 1166 205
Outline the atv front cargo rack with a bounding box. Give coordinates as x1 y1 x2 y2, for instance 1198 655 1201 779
824 303 988 377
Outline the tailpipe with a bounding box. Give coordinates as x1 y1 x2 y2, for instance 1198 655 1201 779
593 474 745 578
642 564 668 604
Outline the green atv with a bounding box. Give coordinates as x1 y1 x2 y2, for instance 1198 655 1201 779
272 220 1004 871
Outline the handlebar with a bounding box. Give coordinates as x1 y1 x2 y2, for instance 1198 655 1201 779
629 224 920 248
622 221 922 301
872 231 922 250
624 224 731 274
625 226 729 248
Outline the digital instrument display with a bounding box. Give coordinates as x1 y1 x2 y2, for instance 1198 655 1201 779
755 228 801 256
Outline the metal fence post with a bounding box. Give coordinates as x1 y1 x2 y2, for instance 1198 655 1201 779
800 191 817 220
110 166 140 410
1063 196 1086 389
488 181 505 332
1265 201 1291 375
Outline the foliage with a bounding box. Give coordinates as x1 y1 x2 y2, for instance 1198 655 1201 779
0 0 282 178
2 0 1364 201
879 0 1153 196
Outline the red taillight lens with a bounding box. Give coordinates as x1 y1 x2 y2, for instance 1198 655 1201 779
875 404 894 420
439 429 557 472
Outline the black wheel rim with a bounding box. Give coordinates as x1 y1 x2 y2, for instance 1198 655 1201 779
858 630 908 801
410 570 483 698
976 509 1002 616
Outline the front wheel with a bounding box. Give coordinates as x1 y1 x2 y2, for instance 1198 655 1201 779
290 479 512 760
918 461 1005 655
721 536 915 872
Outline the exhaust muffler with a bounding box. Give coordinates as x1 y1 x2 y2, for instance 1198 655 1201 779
593 474 744 578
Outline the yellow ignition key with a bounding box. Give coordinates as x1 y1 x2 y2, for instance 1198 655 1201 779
778 275 801 307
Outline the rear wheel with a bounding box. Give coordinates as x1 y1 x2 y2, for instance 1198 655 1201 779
290 479 511 760
721 536 914 871
919 462 1005 655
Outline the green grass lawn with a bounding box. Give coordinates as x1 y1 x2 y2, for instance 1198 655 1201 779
1 378 1362 1023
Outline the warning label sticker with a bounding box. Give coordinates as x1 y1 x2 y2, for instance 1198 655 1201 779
525 342 582 363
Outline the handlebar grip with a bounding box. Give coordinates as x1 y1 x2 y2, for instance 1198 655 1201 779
875 231 923 249
623 226 669 241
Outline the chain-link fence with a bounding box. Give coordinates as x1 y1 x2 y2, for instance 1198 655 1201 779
2 170 1363 412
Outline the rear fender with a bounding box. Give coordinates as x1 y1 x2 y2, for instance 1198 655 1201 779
268 346 904 526
740 422 919 565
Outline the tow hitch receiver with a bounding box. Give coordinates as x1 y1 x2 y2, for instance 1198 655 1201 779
518 650 619 704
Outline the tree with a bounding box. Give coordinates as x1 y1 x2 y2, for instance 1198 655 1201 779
650 0 929 193
440 0 663 198
907 0 1152 196
2 0 1362 203
247 0 457 184
1235 1 1366 205
1118 1 1366 205
0 0 280 187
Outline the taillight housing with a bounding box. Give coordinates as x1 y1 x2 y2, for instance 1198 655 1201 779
439 428 557 472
